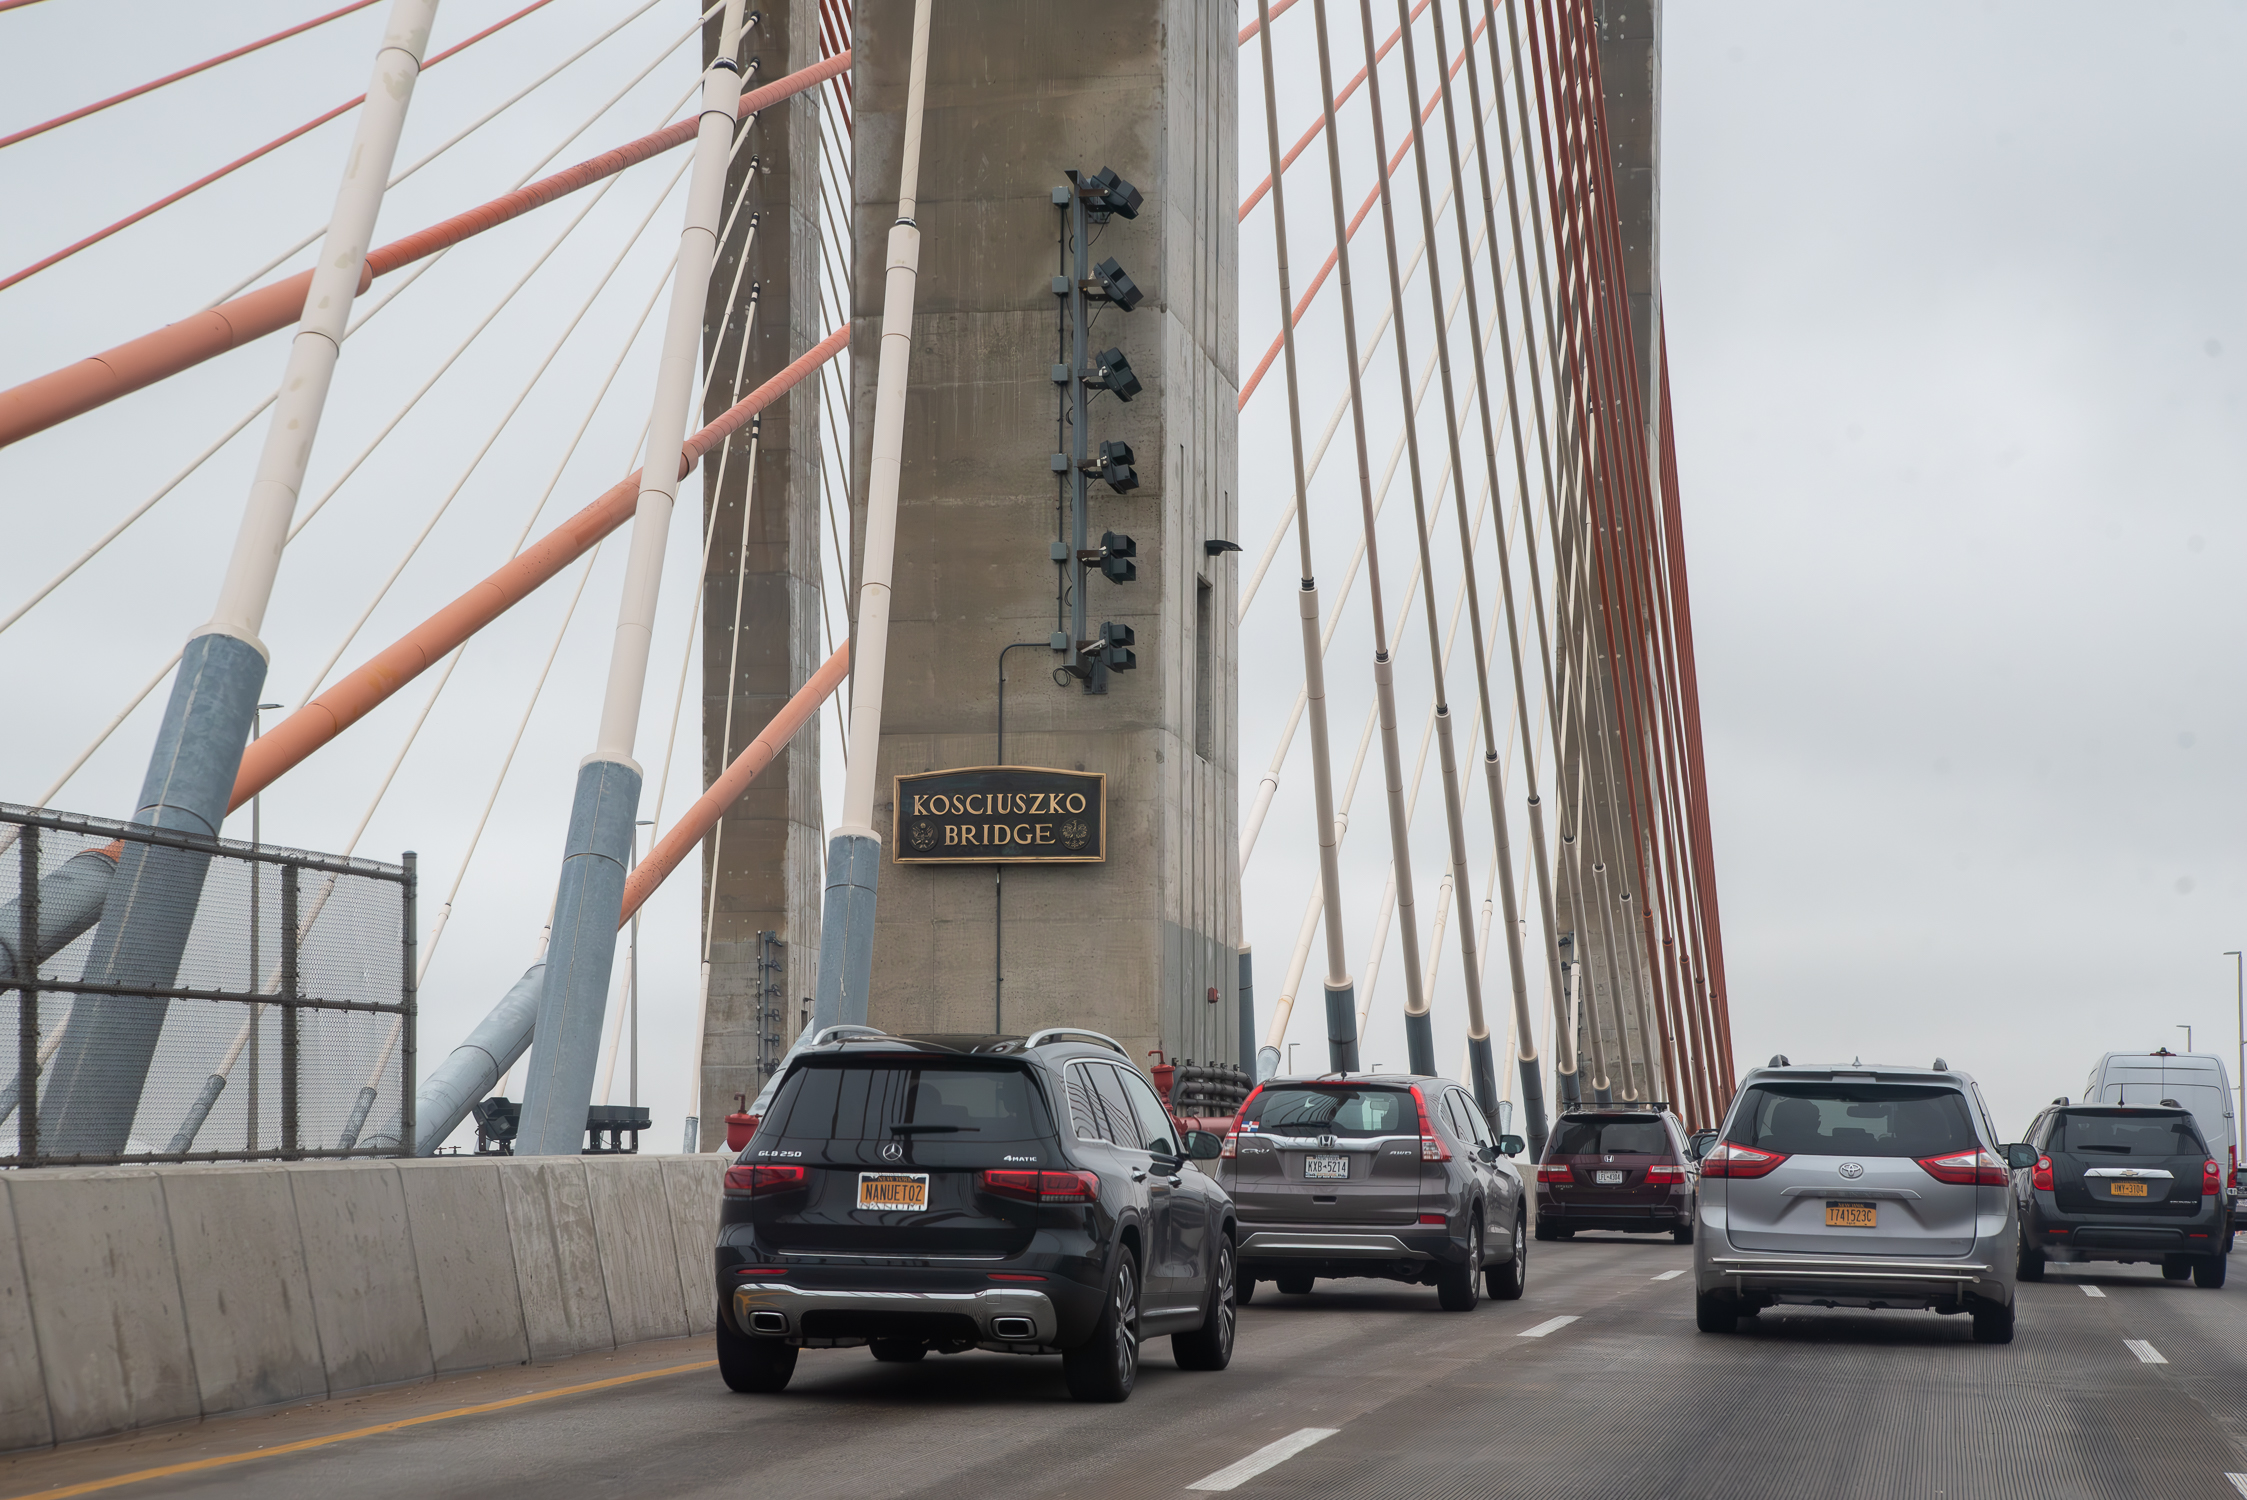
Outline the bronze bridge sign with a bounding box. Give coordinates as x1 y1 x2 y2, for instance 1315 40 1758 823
893 766 1105 864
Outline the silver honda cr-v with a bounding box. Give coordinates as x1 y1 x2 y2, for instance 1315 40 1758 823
1692 1059 2037 1343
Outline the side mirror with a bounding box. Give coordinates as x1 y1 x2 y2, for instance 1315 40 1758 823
1497 1134 1526 1158
2005 1142 2039 1171
1184 1129 1226 1161
1688 1130 1718 1162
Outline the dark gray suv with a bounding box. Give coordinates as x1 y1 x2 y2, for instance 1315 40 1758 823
1216 1074 1528 1311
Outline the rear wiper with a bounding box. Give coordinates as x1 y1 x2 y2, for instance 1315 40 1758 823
2072 1144 2130 1154
890 1124 977 1134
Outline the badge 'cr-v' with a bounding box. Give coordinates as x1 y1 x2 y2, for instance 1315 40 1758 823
716 1029 1237 1403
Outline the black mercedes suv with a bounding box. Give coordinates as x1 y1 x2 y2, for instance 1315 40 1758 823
2015 1102 2230 1287
716 1029 1239 1402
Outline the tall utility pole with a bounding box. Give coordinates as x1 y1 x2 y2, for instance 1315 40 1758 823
2230 951 2244 1154
516 0 753 1156
37 0 442 1155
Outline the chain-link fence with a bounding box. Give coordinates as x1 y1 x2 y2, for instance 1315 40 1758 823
2 803 414 1167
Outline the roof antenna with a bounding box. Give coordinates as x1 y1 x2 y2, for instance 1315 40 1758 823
1853 1056 1861 1067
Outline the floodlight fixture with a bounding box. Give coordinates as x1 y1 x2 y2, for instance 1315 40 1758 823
1093 439 1139 493
1089 257 1143 311
1083 166 1142 221
1099 531 1138 584
1093 347 1141 401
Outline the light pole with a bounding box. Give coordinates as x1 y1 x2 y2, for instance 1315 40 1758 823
1288 1042 1299 1077
2228 951 2243 1139
247 700 281 1152
631 820 652 1110
2180 1025 2194 1053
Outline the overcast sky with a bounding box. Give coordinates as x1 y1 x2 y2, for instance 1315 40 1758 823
1 2 2241 1151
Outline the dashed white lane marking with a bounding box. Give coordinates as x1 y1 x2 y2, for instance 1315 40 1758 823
2124 1339 2167 1365
1187 1428 1340 1492
1653 1269 1686 1281
2224 1474 2247 1497
2082 1285 2106 1298
1518 1315 1580 1338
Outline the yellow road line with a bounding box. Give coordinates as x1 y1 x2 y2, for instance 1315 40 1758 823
7 1359 718 1499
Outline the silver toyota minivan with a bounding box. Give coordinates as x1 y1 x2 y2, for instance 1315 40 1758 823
1692 1059 2035 1343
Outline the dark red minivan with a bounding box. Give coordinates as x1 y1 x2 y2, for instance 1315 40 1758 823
1534 1106 1698 1243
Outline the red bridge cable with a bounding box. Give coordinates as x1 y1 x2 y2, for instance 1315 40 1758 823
1238 7 1486 412
0 0 563 297
0 0 386 153
227 326 850 810
0 48 851 449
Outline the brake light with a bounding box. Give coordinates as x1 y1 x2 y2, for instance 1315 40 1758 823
2231 1146 2238 1190
980 1169 1100 1204
1407 1085 1452 1161
2031 1155 2053 1191
1418 1213 1448 1225
722 1164 807 1196
1221 1133 1238 1160
987 1273 1047 1282
1700 1142 1787 1179
1647 1163 1686 1184
2205 1159 2223 1195
1916 1148 2009 1186
1536 1163 1573 1184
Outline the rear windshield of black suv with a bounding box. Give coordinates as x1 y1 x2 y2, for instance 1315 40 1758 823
763 1057 1052 1144
1550 1115 1669 1155
1241 1084 1414 1138
2052 1110 2205 1158
1726 1082 1976 1158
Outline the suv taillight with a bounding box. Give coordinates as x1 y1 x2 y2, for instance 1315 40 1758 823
1916 1148 2009 1186
1700 1142 1787 1179
1407 1085 1452 1162
2205 1158 2223 1196
723 1164 807 1196
1220 1133 1238 1160
980 1169 1100 1204
1647 1163 1686 1184
1536 1163 1573 1184
2031 1155 2053 1191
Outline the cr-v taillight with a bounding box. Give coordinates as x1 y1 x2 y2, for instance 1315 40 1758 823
1916 1148 2009 1186
1647 1163 1687 1184
1220 1133 1238 1160
980 1169 1099 1204
2205 1158 2223 1196
1699 1142 1787 1179
2031 1155 2053 1191
1407 1085 1452 1161
723 1164 807 1196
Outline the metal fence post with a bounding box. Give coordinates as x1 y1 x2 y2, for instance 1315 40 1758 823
400 851 416 1159
16 824 39 1164
280 862 299 1158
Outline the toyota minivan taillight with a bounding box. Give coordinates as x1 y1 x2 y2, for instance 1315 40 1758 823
1699 1142 1787 1179
1916 1148 2009 1186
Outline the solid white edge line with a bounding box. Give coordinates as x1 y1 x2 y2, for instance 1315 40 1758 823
1653 1269 1686 1281
2082 1285 2105 1298
2124 1339 2167 1365
2224 1473 2247 1498
1518 1315 1578 1338
1187 1428 1341 1492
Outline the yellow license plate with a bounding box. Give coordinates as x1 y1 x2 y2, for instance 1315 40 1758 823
857 1172 929 1211
1826 1201 1877 1229
2110 1181 2149 1198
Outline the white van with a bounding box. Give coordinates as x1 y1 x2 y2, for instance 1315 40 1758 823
2082 1051 2239 1199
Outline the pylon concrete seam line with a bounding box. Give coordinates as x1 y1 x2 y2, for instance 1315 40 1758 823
1240 0 1429 223
0 0 562 298
623 643 850 924
225 325 846 811
0 46 850 449
0 0 386 151
207 0 699 310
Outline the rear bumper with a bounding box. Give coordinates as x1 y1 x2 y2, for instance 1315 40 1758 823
1699 1251 2009 1307
731 1282 1070 1352
1537 1192 1687 1228
2025 1197 2224 1259
1237 1220 1462 1269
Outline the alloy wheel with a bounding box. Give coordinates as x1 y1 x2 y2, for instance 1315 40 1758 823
1113 1263 1140 1388
1214 1241 1237 1358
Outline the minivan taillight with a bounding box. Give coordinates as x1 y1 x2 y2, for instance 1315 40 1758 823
1647 1163 1686 1184
1916 1148 2009 1186
980 1169 1099 1204
723 1164 807 1196
2031 1155 2053 1191
1536 1163 1573 1184
2205 1158 2223 1196
1700 1142 1787 1179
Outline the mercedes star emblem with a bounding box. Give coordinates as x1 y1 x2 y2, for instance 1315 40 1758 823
881 1140 905 1162
1838 1161 1864 1180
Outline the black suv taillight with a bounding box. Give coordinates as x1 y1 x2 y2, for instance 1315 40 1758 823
724 1164 807 1196
980 1169 1099 1204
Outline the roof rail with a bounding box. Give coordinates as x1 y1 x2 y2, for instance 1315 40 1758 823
809 1025 890 1046
1024 1027 1128 1057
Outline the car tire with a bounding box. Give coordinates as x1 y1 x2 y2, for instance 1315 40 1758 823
1173 1237 1238 1371
2017 1243 2046 1282
1533 1217 1559 1242
870 1340 926 1363
717 1310 799 1393
1486 1212 1528 1301
1672 1219 1695 1246
1064 1250 1142 1403
1970 1298 2016 1345
2195 1254 2229 1289
1437 1216 1484 1312
1235 1270 1257 1306
1275 1271 1315 1295
1694 1291 1738 1334
2163 1257 2193 1281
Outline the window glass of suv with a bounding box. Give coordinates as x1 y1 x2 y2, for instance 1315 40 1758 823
1063 1062 1110 1143
1240 1085 1413 1138
765 1058 1048 1143
1084 1064 1148 1153
1725 1083 1975 1158
2053 1112 2204 1157
1454 1091 1495 1147
1114 1067 1182 1157
1550 1115 1669 1155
